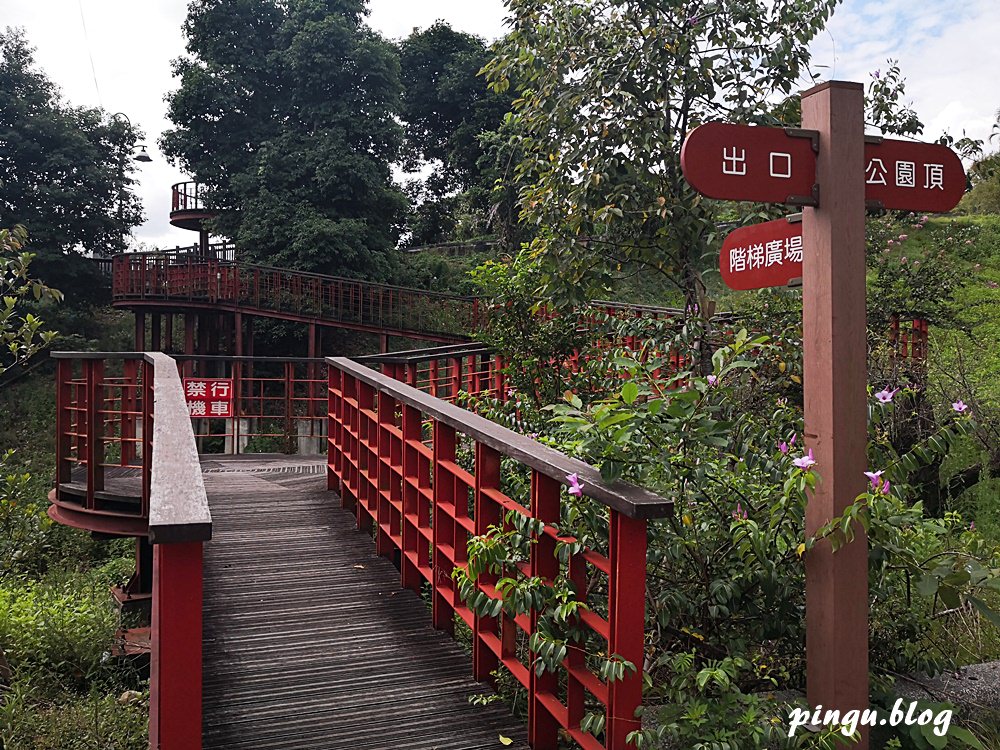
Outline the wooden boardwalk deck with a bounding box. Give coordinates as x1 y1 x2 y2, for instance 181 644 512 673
200 454 528 750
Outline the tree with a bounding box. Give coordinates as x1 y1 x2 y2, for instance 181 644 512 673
1 225 60 376
398 22 515 246
483 1 929 310
161 0 406 280
0 28 143 305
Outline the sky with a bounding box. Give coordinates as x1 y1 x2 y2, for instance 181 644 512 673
3 0 997 249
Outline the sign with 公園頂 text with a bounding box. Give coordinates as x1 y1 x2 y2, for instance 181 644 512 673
680 122 818 205
184 378 233 418
721 217 803 290
862 138 965 212
682 123 966 213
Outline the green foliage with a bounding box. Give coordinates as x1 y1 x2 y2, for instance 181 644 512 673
1 225 60 375
0 30 141 305
397 22 517 247
482 0 842 307
0 563 146 750
469 254 585 406
161 0 406 279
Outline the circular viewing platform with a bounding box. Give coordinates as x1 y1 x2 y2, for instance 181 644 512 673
170 181 217 231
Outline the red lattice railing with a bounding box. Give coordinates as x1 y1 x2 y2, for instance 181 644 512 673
327 356 673 750
112 251 478 343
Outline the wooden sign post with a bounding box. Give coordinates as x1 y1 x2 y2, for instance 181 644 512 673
800 81 870 744
681 80 967 747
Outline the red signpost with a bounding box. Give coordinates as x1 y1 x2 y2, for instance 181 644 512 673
720 216 802 290
682 86 966 749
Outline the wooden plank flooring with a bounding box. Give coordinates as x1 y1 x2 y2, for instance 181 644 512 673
201 455 528 750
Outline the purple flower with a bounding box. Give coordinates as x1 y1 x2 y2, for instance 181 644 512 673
732 502 748 520
864 470 884 490
789 433 797 446
882 480 890 494
566 473 584 497
874 387 899 404
707 375 719 386
779 441 789 455
793 449 817 470
506 387 516 398
873 69 881 79
952 400 969 413
987 281 999 289
529 432 539 440
970 521 976 531
687 15 700 26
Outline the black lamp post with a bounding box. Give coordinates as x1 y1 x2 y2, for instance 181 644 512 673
110 113 152 254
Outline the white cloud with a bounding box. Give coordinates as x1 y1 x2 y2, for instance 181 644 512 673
811 0 998 147
4 0 997 249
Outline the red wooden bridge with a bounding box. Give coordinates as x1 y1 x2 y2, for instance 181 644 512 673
50 347 671 750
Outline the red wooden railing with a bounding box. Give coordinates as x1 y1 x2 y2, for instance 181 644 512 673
171 181 205 213
112 250 479 342
327 356 673 750
51 353 210 750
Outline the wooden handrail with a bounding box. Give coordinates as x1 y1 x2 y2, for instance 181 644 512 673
145 352 212 543
328 356 673 520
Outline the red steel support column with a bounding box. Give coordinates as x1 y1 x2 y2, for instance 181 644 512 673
151 314 162 352
150 541 203 750
801 80 869 742
164 314 174 353
606 512 647 748
134 312 146 352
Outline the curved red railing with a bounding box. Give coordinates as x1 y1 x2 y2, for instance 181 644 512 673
171 181 205 213
112 251 479 342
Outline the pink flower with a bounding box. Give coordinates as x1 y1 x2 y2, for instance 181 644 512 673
864 470 884 490
732 502 748 520
707 375 719 386
900 256 908 263
793 449 817 470
970 521 976 531
789 433 797 446
506 387 517 398
952 400 969 413
899 234 908 241
874 388 899 404
779 441 789 455
888 240 895 246
882 480 890 494
966 240 974 245
566 473 584 497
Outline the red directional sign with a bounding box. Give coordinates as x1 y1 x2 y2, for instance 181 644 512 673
721 217 803 290
681 122 818 205
682 123 966 213
863 138 965 212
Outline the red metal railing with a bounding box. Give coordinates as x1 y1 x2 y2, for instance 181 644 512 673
112 251 479 342
175 356 328 454
51 352 210 750
327 356 672 750
171 181 205 213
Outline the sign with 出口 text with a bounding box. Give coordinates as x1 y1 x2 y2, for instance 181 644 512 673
680 122 818 205
184 378 233 418
720 217 803 290
682 123 966 213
